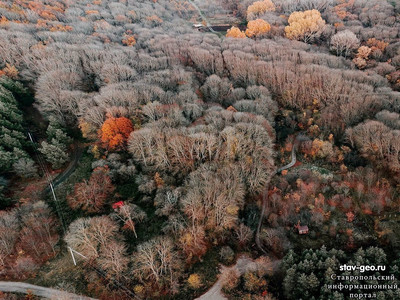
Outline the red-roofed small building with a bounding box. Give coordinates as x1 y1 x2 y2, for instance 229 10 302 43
112 201 124 210
298 225 309 235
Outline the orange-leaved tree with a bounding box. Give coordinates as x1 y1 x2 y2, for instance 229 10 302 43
101 117 134 150
226 26 246 38
245 19 271 38
285 9 326 43
247 0 275 20
122 34 136 46
1 63 18 79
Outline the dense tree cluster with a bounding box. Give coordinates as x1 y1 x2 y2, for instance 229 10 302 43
0 202 59 278
260 128 399 255
283 246 400 299
39 116 72 169
0 78 34 174
346 120 400 181
129 108 275 187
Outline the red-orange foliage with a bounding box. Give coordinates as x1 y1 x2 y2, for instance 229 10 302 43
67 167 115 213
86 10 99 15
346 211 355 222
1 63 18 79
154 172 164 187
49 24 73 32
100 117 134 150
122 34 136 46
334 0 357 20
146 15 163 25
0 16 8 24
366 38 389 53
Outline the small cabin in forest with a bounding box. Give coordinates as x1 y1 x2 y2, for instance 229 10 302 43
298 225 309 235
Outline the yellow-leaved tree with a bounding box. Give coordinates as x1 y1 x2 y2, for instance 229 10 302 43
226 26 246 38
245 19 271 38
187 273 203 289
285 9 326 43
247 0 275 20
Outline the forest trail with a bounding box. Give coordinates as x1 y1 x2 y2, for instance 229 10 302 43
0 281 97 300
27 130 85 195
256 135 301 254
52 142 84 189
277 141 297 173
195 256 281 300
43 142 85 194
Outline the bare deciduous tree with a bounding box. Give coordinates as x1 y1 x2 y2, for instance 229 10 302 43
65 216 121 259
111 203 146 238
98 241 129 280
19 201 59 262
330 30 360 57
234 223 253 247
0 209 19 266
67 167 115 213
132 236 183 293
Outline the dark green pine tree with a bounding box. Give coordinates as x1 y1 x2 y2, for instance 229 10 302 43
0 82 29 171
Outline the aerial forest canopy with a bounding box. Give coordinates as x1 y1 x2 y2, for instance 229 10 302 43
0 0 399 299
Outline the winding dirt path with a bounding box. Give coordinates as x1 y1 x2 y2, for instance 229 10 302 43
277 142 297 173
43 142 85 194
195 256 281 300
256 135 300 254
0 281 97 300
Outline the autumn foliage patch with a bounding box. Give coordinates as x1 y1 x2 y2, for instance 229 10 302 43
100 117 134 150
